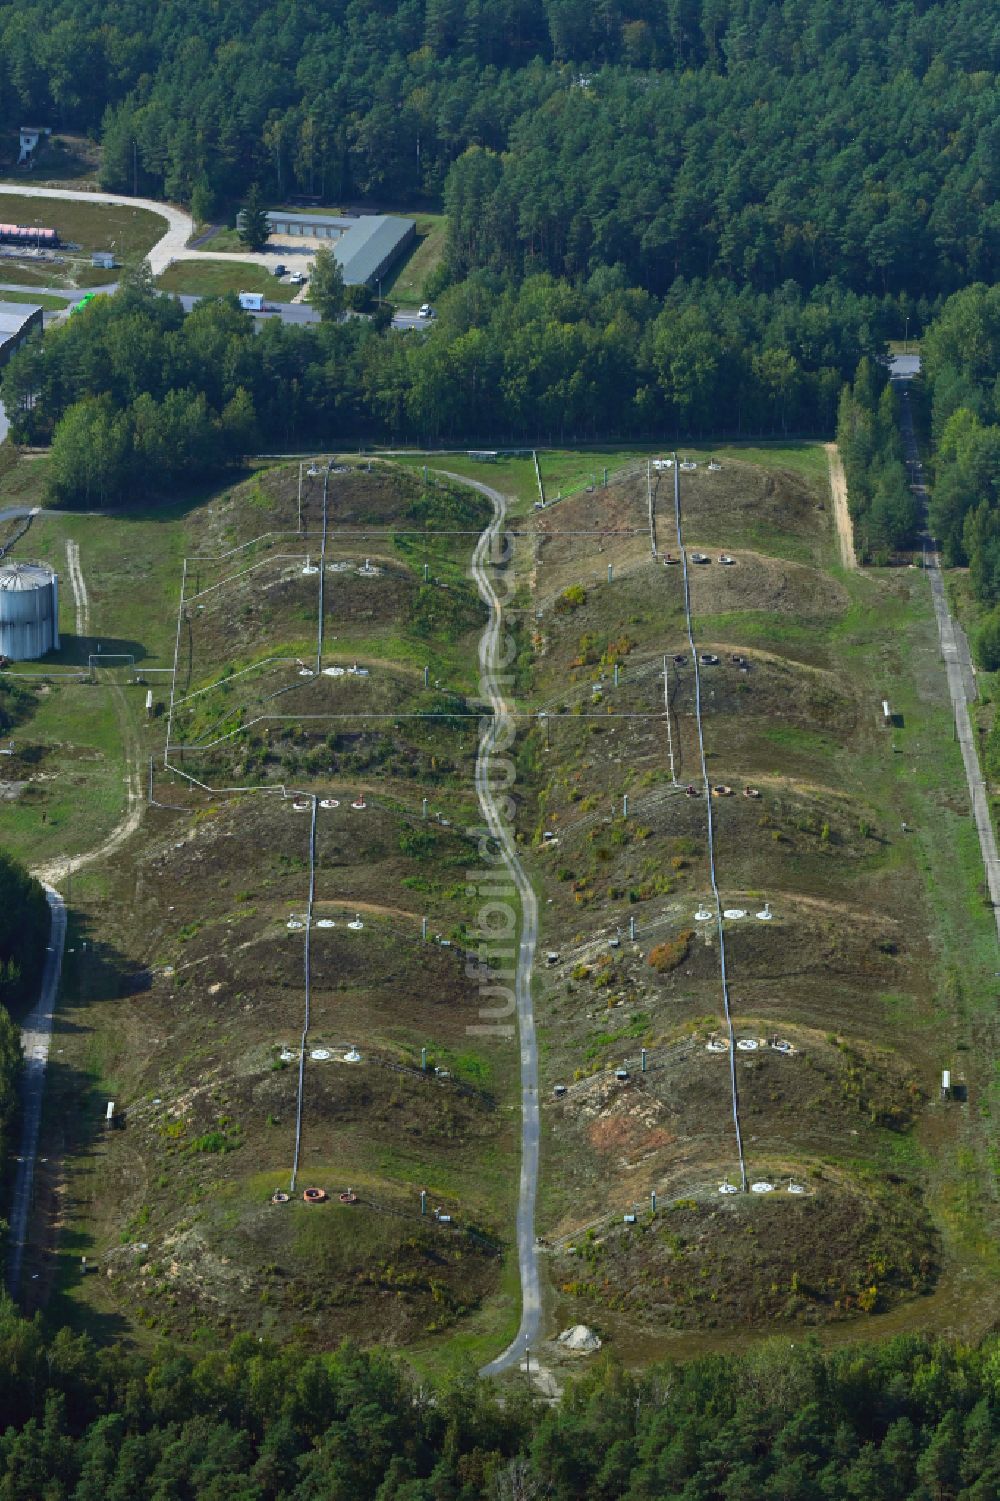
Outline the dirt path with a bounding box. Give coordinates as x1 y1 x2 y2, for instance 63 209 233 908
34 546 143 886
9 543 143 1296
825 442 857 570
34 715 143 887
65 538 89 636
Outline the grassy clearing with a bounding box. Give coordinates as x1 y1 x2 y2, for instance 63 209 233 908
0 288 70 309
0 262 71 287
382 213 447 307
0 681 131 868
0 194 167 258
0 448 49 506
10 505 188 666
407 1250 522 1382
392 441 832 518
15 441 999 1361
197 226 243 252
155 260 299 303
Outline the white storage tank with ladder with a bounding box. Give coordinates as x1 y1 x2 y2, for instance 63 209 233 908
0 562 59 660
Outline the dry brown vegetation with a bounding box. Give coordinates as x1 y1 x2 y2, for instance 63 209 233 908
512 456 991 1346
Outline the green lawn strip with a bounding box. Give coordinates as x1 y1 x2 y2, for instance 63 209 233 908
694 610 824 652
0 194 167 257
381 213 448 307
0 263 74 288
942 570 1000 811
0 288 71 309
319 625 482 694
406 1250 522 1383
34 932 164 1348
12 508 187 667
392 442 831 520
840 568 1000 1267
155 260 299 303
196 227 243 252
391 452 540 511
0 448 50 505
0 682 130 867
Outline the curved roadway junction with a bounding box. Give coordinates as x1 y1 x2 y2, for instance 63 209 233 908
0 184 420 328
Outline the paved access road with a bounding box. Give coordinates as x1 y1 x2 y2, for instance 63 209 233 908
5 884 66 1298
0 183 192 275
0 184 427 330
460 473 543 1375
391 309 431 331
894 365 1000 941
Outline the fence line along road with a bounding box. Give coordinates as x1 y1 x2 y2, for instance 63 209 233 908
5 884 67 1299
894 370 1000 944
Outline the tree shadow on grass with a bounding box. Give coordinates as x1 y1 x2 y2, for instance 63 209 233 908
44 634 149 670
14 909 149 1345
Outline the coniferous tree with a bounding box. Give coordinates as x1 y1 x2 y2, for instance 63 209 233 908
238 185 270 254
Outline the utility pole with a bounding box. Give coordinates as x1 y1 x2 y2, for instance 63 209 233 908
662 652 672 770
647 458 656 557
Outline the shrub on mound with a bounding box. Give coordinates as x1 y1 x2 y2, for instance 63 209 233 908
648 930 693 973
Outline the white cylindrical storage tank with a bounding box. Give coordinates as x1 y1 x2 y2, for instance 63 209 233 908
0 562 60 660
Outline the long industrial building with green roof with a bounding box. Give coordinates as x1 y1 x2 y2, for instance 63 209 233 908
265 212 415 286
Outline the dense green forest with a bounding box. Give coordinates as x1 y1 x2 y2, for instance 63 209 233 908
923 285 1000 592
836 358 920 559
1 273 893 502
3 1 999 471
0 0 994 311
0 1309 995 1499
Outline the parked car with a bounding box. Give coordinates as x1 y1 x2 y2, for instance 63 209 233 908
288 271 306 284
272 263 287 277
418 303 433 318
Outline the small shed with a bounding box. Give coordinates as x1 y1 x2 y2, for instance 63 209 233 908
18 125 50 165
91 250 116 271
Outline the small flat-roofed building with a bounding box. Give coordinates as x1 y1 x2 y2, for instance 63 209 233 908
263 211 416 286
0 301 42 365
18 125 51 164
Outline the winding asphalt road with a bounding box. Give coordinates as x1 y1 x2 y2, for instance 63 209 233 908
0 183 192 275
459 474 542 1375
5 884 66 1298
